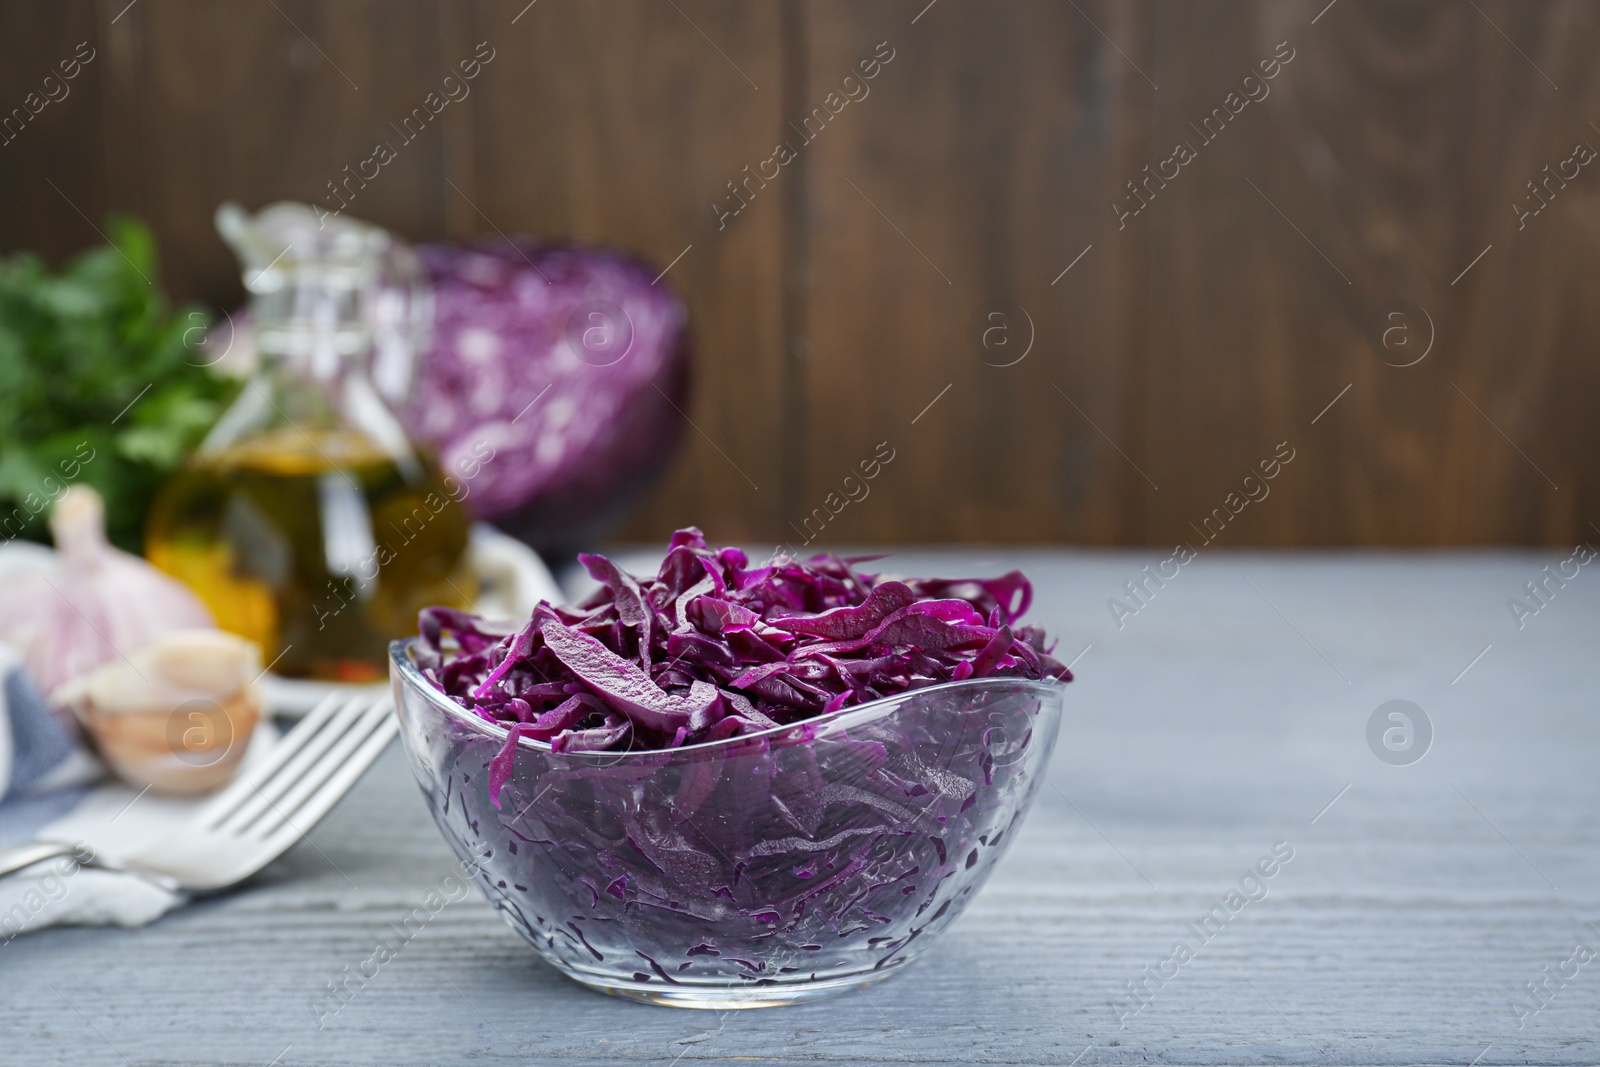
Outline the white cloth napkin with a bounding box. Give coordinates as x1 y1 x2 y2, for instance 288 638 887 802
0 650 285 938
0 522 560 942
1 734 290 936
0 652 169 934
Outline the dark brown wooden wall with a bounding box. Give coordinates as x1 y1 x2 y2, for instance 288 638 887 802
3 0 1597 547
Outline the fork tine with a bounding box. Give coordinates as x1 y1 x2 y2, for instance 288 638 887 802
216 694 372 833
196 689 355 829
260 711 398 857
239 699 393 839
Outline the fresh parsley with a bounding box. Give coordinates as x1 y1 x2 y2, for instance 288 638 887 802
0 216 235 551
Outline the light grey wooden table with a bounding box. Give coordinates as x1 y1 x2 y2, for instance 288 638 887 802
6 550 1598 1066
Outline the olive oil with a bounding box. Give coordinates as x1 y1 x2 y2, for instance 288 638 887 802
174 202 475 681
148 427 474 682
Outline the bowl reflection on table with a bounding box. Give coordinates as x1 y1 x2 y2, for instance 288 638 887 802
389 638 1065 1008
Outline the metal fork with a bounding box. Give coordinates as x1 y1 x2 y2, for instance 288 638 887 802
0 690 396 893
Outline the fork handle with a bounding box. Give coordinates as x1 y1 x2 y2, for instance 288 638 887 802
0 839 81 879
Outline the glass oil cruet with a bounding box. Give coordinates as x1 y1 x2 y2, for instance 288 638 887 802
146 202 474 682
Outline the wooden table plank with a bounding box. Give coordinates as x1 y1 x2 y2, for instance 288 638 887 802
5 550 1597 1065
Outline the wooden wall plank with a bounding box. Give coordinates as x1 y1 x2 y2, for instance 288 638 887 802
465 0 790 544
119 0 452 308
1274 0 1479 546
1443 0 1600 544
1139 0 1354 550
1140 0 1600 548
0 2 107 267
796 0 1150 548
0 0 1596 548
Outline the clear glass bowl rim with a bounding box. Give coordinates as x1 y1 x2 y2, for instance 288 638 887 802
389 637 1066 763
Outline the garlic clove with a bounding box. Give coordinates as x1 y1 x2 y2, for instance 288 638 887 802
80 629 259 713
56 629 263 796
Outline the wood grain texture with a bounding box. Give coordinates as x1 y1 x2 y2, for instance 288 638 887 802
1140 0 1600 548
1 1 1597 547
1442 0 1600 543
108 0 455 306
0 2 107 265
794 0 1150 548
460 0 790 542
5 551 1598 1065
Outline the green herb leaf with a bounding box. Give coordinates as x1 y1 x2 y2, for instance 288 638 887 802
0 216 237 552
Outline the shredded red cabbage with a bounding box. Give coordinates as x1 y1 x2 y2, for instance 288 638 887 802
414 529 1069 805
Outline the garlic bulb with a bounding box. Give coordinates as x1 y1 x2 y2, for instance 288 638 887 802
0 486 215 698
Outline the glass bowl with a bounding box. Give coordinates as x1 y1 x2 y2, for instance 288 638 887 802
389 638 1065 1008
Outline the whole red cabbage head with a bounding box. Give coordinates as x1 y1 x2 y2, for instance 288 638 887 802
402 240 689 555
